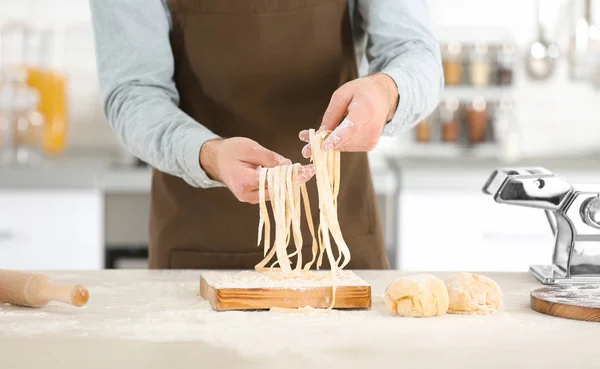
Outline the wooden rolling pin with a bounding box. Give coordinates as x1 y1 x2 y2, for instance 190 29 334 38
0 270 89 308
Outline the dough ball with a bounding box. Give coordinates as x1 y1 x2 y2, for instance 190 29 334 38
444 272 503 314
384 274 449 317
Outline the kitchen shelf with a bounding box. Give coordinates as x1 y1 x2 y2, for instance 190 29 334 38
398 142 500 159
442 86 514 101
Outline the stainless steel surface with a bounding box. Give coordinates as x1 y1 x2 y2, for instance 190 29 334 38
580 196 600 229
482 167 570 210
525 0 560 80
484 167 600 284
529 264 600 284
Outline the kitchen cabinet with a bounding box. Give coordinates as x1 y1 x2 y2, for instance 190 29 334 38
0 190 103 270
398 188 554 272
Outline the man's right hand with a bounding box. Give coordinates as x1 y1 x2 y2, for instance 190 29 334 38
200 137 314 204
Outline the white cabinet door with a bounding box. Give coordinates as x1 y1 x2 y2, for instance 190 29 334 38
398 189 554 272
0 190 103 270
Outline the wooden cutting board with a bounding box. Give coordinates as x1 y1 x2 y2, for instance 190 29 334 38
530 284 600 322
199 270 371 311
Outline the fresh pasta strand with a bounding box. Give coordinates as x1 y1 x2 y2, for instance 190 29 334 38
274 166 292 273
284 165 294 247
254 131 350 310
301 183 319 271
309 129 351 270
316 223 325 269
258 167 270 256
333 150 340 210
290 164 304 270
307 129 352 309
255 167 282 271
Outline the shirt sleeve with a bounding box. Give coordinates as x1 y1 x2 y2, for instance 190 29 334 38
89 0 224 188
356 0 444 136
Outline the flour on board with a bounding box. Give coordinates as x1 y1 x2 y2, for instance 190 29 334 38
532 285 600 308
202 270 369 289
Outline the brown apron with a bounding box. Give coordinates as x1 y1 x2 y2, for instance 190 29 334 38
149 0 389 270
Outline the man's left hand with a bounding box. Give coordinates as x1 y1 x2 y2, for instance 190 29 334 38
299 73 399 157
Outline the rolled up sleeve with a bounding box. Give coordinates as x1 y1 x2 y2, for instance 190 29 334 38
357 0 444 135
89 0 224 188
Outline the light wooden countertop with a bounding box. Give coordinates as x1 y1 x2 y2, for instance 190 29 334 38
1 270 599 369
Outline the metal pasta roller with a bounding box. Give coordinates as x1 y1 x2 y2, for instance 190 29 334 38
483 167 600 284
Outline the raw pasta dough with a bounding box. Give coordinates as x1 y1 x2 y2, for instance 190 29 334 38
384 274 449 317
444 272 503 314
255 129 349 309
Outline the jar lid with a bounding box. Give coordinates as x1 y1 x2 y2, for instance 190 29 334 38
498 98 514 111
1 66 28 83
472 97 487 111
446 42 462 56
13 85 39 110
0 85 14 110
443 98 460 111
474 42 488 56
501 43 516 55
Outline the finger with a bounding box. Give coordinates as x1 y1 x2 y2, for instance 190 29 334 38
248 165 313 200
297 164 315 184
322 100 369 152
301 144 311 158
298 130 310 143
235 167 260 193
238 192 260 204
322 117 356 152
243 142 291 167
320 84 354 132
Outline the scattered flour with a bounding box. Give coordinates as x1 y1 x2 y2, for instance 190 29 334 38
0 270 588 359
532 284 600 308
202 270 369 289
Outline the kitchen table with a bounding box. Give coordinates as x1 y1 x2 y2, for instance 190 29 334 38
1 270 599 369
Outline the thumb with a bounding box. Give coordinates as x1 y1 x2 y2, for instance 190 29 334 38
320 85 354 132
297 164 315 184
322 100 367 151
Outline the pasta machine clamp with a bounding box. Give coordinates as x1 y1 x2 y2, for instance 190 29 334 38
483 167 600 284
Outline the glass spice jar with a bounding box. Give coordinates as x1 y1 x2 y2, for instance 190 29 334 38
496 43 515 86
415 119 432 143
442 42 463 86
466 97 488 143
0 86 13 165
439 98 460 142
469 42 491 87
12 86 43 164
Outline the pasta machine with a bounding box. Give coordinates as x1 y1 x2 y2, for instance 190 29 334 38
483 167 600 284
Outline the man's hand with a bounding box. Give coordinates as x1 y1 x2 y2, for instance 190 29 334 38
299 73 399 157
200 137 314 204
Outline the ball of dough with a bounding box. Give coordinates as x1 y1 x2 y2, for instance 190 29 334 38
384 274 449 317
444 272 503 314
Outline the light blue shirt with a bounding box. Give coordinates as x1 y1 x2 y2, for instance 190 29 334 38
89 0 443 188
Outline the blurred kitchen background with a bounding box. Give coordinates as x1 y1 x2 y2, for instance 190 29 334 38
1 0 600 272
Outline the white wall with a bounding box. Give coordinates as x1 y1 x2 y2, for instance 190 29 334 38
1 0 599 156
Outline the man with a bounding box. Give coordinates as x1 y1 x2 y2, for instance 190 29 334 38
90 0 443 270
